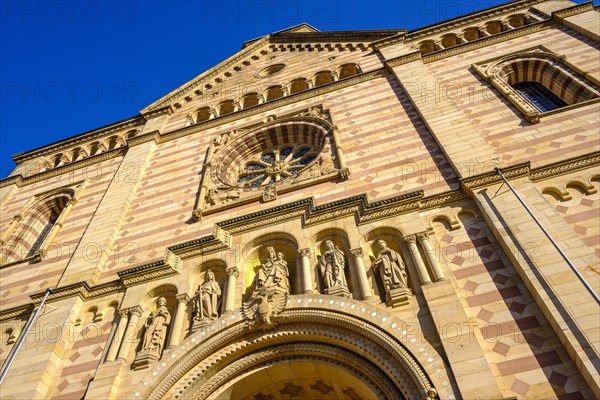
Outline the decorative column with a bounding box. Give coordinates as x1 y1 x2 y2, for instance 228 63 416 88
350 248 372 300
167 294 190 349
305 79 314 89
418 232 445 281
224 266 239 314
116 306 142 362
331 126 350 180
104 309 129 362
0 214 22 246
298 248 313 293
405 235 431 285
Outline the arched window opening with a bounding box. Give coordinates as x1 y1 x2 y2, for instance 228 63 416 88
463 27 481 42
264 86 283 102
440 34 460 49
289 79 308 94
0 192 72 264
314 71 333 87
507 14 527 28
485 20 504 35
191 107 211 123
338 64 360 79
241 93 260 109
419 40 436 55
218 100 235 116
474 49 600 123
512 81 568 112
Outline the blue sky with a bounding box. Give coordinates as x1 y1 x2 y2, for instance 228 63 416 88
0 0 591 177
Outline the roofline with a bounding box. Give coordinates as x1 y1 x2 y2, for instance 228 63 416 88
12 114 143 164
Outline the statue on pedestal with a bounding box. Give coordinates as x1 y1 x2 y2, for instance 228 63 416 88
372 239 412 307
194 270 222 321
318 240 349 297
133 297 171 369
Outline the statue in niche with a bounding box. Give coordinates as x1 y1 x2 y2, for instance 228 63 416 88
372 239 412 307
318 240 350 297
243 246 289 325
373 239 407 293
194 270 222 321
141 297 171 355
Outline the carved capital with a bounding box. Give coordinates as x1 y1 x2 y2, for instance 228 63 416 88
298 248 311 258
119 309 130 318
176 293 191 304
32 249 47 263
404 235 417 244
416 232 430 242
350 247 364 257
127 306 143 317
13 214 22 222
226 266 239 278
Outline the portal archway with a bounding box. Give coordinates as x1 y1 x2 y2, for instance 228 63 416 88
136 296 449 400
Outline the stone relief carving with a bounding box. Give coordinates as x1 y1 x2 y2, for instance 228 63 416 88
262 184 277 202
373 240 412 307
242 246 289 326
298 106 328 120
205 188 240 206
318 240 350 297
193 270 222 321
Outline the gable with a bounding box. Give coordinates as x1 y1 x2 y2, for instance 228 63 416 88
141 26 402 114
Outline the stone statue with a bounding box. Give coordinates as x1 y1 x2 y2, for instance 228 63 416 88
194 270 222 321
318 240 349 296
243 246 289 325
141 297 171 355
373 239 407 293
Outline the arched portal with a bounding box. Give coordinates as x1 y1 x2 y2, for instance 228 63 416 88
134 296 451 400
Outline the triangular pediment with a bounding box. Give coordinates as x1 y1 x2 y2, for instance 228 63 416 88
141 25 403 114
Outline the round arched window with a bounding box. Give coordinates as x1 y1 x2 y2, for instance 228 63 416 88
211 120 331 190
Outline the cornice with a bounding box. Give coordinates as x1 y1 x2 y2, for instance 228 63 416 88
530 152 600 182
270 30 403 44
461 163 530 193
386 52 422 68
552 1 594 22
141 105 173 120
404 0 546 43
0 147 128 189
12 116 143 164
0 153 597 319
0 304 33 322
117 249 182 287
29 281 125 306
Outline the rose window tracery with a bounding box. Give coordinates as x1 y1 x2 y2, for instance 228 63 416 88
236 145 319 187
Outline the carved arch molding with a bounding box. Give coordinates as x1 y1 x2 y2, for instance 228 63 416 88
139 308 441 400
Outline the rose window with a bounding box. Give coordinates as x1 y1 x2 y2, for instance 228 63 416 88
211 120 332 190
236 145 319 187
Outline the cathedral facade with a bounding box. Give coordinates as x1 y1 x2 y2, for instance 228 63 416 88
1 0 599 399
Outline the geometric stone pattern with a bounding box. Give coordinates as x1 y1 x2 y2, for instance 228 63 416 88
541 178 600 259
49 307 116 399
431 209 590 399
